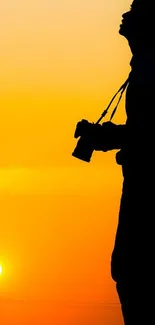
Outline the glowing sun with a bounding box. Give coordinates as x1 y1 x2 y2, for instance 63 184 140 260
0 265 3 275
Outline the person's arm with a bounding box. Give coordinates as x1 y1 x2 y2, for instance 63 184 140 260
93 122 126 152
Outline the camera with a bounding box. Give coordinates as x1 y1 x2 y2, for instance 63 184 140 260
72 76 129 162
72 119 100 162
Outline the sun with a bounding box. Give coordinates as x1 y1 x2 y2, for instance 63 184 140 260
0 265 3 275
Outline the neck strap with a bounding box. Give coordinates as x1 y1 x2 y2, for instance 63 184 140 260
96 75 130 124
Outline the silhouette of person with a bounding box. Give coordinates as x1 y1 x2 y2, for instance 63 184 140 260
92 1 155 323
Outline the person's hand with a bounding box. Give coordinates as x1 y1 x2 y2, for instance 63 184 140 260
93 121 117 151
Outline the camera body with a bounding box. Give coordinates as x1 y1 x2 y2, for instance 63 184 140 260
72 119 99 162
72 77 129 162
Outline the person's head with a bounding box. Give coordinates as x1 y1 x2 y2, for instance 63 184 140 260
119 0 155 54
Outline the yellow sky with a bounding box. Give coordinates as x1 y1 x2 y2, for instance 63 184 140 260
0 1 131 324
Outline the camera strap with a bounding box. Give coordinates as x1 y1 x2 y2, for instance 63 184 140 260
96 74 130 124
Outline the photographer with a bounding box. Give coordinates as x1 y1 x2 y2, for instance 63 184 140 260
73 1 155 324
100 1 155 324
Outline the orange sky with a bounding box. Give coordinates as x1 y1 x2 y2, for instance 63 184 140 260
0 1 132 324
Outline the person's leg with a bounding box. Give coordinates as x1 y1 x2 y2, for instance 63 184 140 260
116 277 154 325
116 279 132 325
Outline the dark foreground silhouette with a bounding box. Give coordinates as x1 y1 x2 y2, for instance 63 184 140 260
72 1 155 324
110 1 155 324
73 0 155 325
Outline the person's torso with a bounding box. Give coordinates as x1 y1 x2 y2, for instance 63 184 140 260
118 52 155 171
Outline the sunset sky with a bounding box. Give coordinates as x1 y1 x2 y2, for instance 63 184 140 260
1 1 132 324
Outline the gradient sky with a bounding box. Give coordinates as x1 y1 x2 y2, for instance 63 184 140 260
1 1 131 324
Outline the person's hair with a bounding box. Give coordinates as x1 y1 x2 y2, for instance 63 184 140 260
131 0 154 22
129 0 155 49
